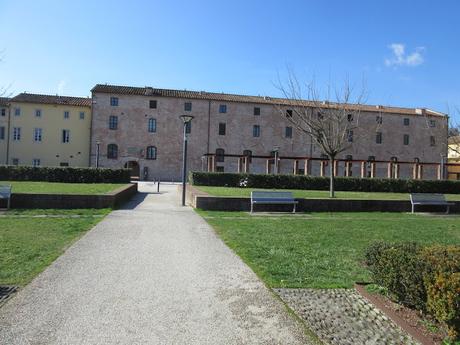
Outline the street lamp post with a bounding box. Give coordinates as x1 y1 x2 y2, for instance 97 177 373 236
180 115 194 206
95 140 101 168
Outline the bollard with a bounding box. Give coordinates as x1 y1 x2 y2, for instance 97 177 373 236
157 179 160 193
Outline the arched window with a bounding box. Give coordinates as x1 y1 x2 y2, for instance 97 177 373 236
243 150 252 163
146 146 157 160
216 148 225 162
107 144 118 159
391 156 398 162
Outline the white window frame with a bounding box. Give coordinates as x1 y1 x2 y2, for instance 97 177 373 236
13 127 21 141
34 128 43 142
62 129 70 143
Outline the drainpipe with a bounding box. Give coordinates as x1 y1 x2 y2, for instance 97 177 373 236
5 102 11 165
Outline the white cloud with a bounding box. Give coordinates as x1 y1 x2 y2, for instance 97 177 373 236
57 80 66 95
384 44 425 67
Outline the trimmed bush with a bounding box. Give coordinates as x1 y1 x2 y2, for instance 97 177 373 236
365 242 427 310
366 242 460 340
0 165 131 183
421 246 460 340
190 172 460 194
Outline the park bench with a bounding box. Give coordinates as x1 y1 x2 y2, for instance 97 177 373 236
250 191 298 213
410 193 454 214
0 185 12 210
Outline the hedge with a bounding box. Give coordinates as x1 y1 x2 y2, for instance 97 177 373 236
0 165 131 183
365 242 460 340
190 172 460 194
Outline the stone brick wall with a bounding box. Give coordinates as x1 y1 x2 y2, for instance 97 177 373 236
91 91 448 181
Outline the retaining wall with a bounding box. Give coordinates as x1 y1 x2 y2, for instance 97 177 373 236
4 183 138 209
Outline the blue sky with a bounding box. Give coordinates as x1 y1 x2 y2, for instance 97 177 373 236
1 0 459 119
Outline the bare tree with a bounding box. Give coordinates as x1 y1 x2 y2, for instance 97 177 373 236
275 71 366 197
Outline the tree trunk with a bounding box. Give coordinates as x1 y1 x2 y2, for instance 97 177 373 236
329 156 335 198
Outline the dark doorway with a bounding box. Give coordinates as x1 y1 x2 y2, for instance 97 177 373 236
124 161 140 180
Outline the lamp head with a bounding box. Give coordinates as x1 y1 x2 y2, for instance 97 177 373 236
180 115 194 123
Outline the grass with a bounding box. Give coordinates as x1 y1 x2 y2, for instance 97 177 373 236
196 186 460 201
198 211 460 289
0 208 110 286
0 181 127 194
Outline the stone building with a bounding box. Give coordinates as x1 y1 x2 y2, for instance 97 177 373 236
1 93 92 167
90 84 448 181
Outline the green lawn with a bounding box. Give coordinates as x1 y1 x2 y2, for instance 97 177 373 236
0 181 127 194
0 209 110 286
196 186 460 201
198 211 460 289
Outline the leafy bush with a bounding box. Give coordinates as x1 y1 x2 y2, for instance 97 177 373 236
190 172 460 194
421 246 460 340
366 242 460 340
365 242 427 310
0 165 131 183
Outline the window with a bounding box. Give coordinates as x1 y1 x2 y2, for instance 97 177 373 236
62 129 70 143
254 107 260 116
0 127 4 140
184 102 192 111
1 108 5 116
149 100 157 109
286 109 293 118
148 118 156 132
403 134 410 145
347 114 353 122
14 108 20 116
185 121 191 134
347 129 353 142
219 104 227 113
345 155 353 161
13 127 21 141
109 115 118 130
107 144 118 159
317 112 323 120
376 132 382 144
285 126 293 138
79 112 85 120
110 97 119 106
218 123 226 135
64 111 70 119
403 118 410 126
429 119 436 127
12 158 19 166
146 146 157 160
368 156 375 162
60 162 69 167
32 159 41 167
430 136 436 146
253 125 260 137
216 148 225 162
34 128 43 142
216 166 224 172
35 109 42 117
243 150 252 163
376 115 383 124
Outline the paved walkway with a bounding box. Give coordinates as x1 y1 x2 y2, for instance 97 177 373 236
0 183 313 345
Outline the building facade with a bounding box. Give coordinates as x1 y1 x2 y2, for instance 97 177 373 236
1 93 92 167
448 136 460 180
0 97 10 164
90 84 448 181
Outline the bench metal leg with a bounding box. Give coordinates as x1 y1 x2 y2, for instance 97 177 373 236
7 197 10 210
411 204 415 214
292 203 296 214
250 202 253 214
446 205 450 215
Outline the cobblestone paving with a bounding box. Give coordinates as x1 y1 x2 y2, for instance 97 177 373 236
275 288 419 345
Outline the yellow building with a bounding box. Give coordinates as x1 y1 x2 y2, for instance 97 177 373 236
3 93 92 167
447 136 460 180
0 97 10 164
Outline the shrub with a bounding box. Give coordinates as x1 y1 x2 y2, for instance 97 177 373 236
189 172 460 194
365 242 427 310
366 242 460 340
0 165 131 183
422 246 460 340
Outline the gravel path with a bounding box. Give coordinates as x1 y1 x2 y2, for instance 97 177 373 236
276 288 418 345
0 183 313 345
